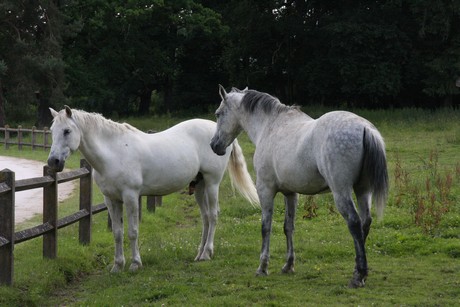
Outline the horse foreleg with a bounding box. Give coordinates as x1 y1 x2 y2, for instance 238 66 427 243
281 193 298 274
334 193 368 288
106 197 125 273
256 188 275 276
125 194 142 272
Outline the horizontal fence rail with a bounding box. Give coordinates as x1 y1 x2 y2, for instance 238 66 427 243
1 125 51 150
0 159 162 286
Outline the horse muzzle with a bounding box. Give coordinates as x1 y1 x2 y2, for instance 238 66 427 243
210 137 227 156
47 156 65 172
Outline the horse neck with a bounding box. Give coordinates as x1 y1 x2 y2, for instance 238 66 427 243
240 111 276 146
75 114 123 173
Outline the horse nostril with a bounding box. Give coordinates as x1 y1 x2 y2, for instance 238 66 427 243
48 157 59 167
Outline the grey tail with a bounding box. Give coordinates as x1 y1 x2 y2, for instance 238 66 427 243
362 126 389 219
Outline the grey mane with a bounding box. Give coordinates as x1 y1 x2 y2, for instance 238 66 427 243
239 90 299 114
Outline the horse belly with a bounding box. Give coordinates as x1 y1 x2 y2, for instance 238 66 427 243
140 151 200 196
277 167 329 195
268 137 327 194
140 174 194 196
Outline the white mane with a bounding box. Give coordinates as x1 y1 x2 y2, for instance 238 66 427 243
54 109 141 134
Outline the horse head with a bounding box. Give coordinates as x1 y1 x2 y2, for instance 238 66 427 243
210 85 245 155
47 105 81 172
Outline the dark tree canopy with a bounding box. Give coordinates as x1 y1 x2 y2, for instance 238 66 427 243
1 0 459 124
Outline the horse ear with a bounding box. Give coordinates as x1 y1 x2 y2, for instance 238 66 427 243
243 86 249 91
49 108 59 118
218 84 227 100
64 105 72 118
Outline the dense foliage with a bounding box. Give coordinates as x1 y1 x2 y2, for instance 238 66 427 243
1 0 460 125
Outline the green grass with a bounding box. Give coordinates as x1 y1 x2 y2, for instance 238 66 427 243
0 108 459 306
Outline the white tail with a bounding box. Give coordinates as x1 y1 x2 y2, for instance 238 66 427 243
228 139 260 207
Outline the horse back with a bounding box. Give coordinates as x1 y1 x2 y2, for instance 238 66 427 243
255 111 383 195
138 119 230 195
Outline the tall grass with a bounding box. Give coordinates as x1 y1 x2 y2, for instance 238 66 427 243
0 108 459 306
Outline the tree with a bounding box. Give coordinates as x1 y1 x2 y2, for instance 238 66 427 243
0 0 69 127
405 0 460 107
63 0 228 116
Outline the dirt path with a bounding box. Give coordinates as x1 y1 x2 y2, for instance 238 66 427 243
0 156 75 224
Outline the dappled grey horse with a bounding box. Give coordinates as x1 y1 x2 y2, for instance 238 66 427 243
210 85 388 287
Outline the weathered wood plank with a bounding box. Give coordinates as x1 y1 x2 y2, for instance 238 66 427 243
14 223 54 244
57 168 89 183
0 236 9 248
0 170 15 285
57 209 89 229
43 166 57 259
79 160 92 245
0 182 11 194
15 176 54 191
92 203 107 214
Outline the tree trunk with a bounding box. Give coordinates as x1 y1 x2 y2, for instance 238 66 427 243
163 78 173 113
35 91 53 128
138 87 152 115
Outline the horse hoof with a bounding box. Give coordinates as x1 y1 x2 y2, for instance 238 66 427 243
195 250 212 261
256 269 268 276
348 269 367 288
348 277 366 288
197 254 211 261
129 262 142 272
281 264 295 274
110 264 124 273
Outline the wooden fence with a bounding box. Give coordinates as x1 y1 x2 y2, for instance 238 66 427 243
0 159 162 286
1 125 51 150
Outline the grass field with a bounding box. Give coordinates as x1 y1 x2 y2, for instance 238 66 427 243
0 107 459 306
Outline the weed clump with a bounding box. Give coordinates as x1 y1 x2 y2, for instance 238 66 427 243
393 150 458 236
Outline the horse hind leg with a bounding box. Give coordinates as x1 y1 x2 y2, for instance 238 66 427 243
194 181 209 260
281 193 298 274
332 191 368 288
105 196 126 273
194 181 220 261
355 190 372 244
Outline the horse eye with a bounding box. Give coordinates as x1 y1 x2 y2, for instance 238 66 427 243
63 129 71 136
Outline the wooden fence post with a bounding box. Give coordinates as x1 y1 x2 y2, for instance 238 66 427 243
146 196 155 212
43 166 57 259
0 169 15 286
147 196 162 212
4 125 9 150
17 125 22 150
79 160 92 245
43 127 49 151
31 126 36 150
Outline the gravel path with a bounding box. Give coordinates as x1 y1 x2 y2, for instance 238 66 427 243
0 156 75 224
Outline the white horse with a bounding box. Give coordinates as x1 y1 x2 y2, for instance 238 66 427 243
210 86 388 288
47 106 259 273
